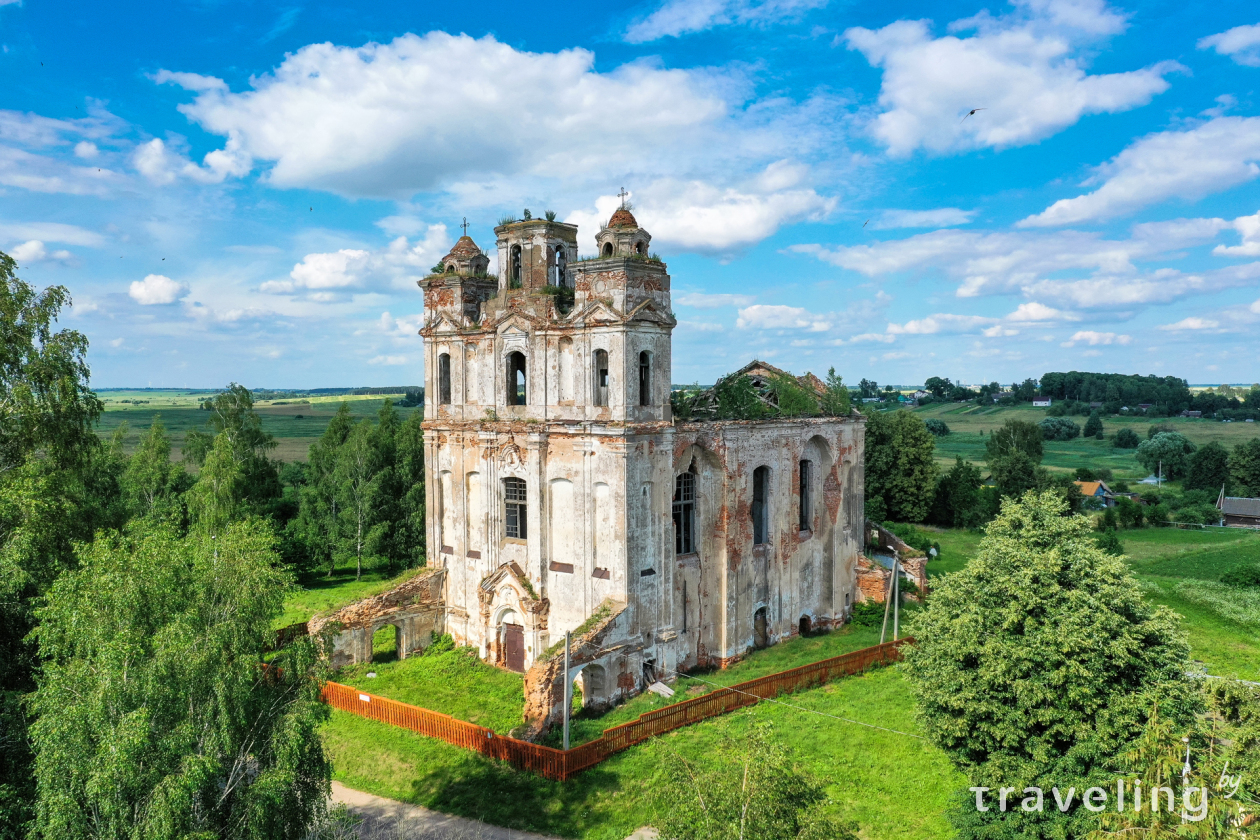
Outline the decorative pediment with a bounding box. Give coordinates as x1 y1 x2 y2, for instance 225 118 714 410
569 300 623 326
496 314 536 336
626 299 675 325
479 562 547 613
420 313 463 335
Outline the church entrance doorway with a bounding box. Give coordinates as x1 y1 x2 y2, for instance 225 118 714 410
753 607 769 649
503 622 525 672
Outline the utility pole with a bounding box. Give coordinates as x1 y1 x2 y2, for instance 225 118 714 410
562 630 571 751
879 554 898 645
893 560 900 641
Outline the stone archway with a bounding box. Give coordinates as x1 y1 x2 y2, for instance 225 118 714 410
495 608 525 672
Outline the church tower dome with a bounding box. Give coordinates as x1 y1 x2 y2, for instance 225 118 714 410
595 198 651 259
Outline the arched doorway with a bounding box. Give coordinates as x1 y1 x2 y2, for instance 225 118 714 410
579 663 606 709
799 615 812 637
497 609 525 672
753 607 769 649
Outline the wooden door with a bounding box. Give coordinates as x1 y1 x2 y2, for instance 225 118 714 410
503 622 525 672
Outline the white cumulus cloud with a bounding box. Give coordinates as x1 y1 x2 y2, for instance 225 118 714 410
8 240 74 265
1159 317 1220 331
1020 117 1260 227
368 354 409 366
129 274 189 305
871 208 976 229
1198 23 1260 67
625 0 827 43
1060 330 1130 346
736 304 831 331
676 292 757 308
845 1 1178 156
269 226 450 298
1214 209 1260 257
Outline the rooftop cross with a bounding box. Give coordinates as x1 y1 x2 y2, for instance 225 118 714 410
618 187 628 208
461 217 469 236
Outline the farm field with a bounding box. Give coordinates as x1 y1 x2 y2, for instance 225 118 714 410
912 402 1260 479
95 388 419 463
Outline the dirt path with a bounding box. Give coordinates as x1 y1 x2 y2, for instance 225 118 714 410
332 781 562 839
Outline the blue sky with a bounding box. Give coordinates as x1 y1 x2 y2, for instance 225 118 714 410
3 0 1259 388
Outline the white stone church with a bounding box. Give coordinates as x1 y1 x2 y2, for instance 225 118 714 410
418 203 865 727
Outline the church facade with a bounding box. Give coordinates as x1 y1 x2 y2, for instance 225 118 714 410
418 205 864 726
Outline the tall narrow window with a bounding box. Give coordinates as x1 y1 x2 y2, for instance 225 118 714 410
504 478 527 539
438 353 452 405
556 246 568 287
752 466 769 545
510 245 522 288
506 352 527 405
638 351 651 406
798 459 812 532
673 470 696 554
593 349 609 406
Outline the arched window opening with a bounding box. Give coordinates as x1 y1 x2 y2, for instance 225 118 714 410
673 467 696 555
510 245 522 288
601 242 613 257
504 478 527 540
593 349 609 407
798 459 813 532
438 353 452 405
752 466 770 545
638 351 651 406
556 246 568 288
506 352 527 405
636 241 646 255
446 262 456 273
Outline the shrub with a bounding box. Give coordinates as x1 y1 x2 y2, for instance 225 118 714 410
924 418 950 436
850 600 885 627
1038 416 1081 441
1222 565 1260 588
1083 411 1104 438
1113 428 1141 449
1094 527 1124 556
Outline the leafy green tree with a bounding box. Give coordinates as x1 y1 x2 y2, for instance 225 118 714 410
1094 527 1123 556
865 410 939 523
714 375 770 420
183 383 282 515
295 403 354 575
1113 428 1140 449
858 378 879 399
1083 410 1104 439
924 418 950 436
986 419 1043 464
817 368 851 417
335 420 389 580
186 431 243 538
1184 441 1232 493
121 416 184 520
768 372 819 418
651 722 857 840
1229 438 1260 497
989 451 1038 500
902 492 1198 839
924 376 952 399
30 521 331 840
392 409 427 570
931 456 985 528
0 253 110 839
1039 416 1081 441
1136 432 1196 480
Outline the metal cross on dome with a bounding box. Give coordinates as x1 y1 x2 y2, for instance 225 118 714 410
618 187 628 208
460 217 469 236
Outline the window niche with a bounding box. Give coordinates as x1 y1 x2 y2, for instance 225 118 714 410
438 353 452 405
673 468 696 555
798 459 813 532
506 352 527 406
752 466 770 545
593 349 609 407
504 478 527 540
638 351 651 406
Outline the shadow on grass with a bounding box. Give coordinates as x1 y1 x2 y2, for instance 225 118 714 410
417 758 631 839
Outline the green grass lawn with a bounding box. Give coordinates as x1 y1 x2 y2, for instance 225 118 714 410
95 389 419 463
275 564 423 628
543 622 886 748
323 663 963 840
334 646 526 734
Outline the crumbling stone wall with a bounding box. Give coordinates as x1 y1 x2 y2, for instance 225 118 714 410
857 520 928 603
309 568 446 668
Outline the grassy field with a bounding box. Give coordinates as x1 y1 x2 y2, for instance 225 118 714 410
912 402 1260 479
323 657 962 840
95 389 419 463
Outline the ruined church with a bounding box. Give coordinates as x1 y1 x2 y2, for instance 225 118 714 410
418 203 866 728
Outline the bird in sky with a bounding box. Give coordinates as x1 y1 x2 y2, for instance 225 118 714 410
962 108 986 122
863 219 870 228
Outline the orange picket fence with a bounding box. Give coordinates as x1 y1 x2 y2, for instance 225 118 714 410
320 637 912 781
